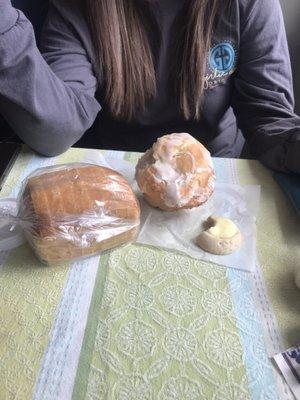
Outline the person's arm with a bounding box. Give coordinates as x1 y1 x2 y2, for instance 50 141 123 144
0 1 101 156
232 0 300 173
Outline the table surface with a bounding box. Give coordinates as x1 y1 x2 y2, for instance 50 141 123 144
0 146 299 400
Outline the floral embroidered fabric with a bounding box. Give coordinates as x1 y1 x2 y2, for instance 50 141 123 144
77 245 278 400
0 148 290 399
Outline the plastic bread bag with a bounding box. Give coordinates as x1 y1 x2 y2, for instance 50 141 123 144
0 163 140 265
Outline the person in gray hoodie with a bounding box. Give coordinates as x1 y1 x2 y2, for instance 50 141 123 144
0 0 299 173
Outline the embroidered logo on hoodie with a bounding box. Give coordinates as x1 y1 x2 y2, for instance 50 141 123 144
204 41 237 90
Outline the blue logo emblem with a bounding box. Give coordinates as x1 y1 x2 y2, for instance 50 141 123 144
209 43 235 73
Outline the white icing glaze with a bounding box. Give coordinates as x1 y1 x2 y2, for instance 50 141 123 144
178 174 215 208
149 133 215 208
154 160 179 182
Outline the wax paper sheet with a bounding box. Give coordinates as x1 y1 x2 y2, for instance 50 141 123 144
83 151 260 272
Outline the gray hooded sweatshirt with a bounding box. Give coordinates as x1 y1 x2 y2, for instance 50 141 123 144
0 0 299 173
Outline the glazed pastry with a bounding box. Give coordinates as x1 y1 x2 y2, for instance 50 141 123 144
135 133 215 211
19 164 140 264
196 215 242 255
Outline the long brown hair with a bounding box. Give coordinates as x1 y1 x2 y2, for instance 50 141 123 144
85 0 227 120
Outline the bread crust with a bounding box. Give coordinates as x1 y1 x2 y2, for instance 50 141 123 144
21 164 140 263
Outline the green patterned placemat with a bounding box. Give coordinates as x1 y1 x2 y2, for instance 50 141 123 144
0 148 284 399
73 245 256 399
236 159 300 351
